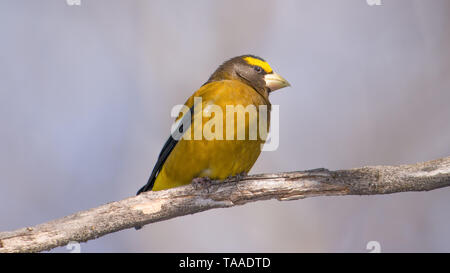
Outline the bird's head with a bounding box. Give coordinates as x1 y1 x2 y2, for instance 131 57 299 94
205 55 290 97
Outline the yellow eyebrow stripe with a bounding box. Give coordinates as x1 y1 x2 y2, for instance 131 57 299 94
243 57 273 73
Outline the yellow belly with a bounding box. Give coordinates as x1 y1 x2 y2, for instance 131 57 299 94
152 80 270 191
152 138 264 191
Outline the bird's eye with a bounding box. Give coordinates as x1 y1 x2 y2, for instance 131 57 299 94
254 66 263 73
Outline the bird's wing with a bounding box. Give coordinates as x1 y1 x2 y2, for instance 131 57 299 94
136 81 232 194
136 104 194 194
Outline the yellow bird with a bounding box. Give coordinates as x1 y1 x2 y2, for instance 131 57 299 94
137 55 290 193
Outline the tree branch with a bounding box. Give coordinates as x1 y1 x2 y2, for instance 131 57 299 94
1 156 449 253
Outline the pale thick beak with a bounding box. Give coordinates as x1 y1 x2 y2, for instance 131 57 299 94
264 72 291 91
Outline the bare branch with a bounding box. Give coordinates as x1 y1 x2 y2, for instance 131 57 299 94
1 156 449 253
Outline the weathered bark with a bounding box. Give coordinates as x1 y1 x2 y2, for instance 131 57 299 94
1 156 449 253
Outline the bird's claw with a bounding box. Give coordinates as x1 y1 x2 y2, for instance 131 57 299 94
224 172 247 183
192 172 247 191
192 177 214 190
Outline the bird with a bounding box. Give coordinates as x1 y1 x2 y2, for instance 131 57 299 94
137 55 290 194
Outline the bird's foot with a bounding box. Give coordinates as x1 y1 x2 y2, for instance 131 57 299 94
192 176 214 190
224 172 248 183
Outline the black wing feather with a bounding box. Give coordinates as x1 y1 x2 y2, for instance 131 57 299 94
136 106 193 194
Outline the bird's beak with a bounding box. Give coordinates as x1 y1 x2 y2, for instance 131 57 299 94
264 72 291 91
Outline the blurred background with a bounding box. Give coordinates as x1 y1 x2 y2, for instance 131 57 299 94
1 0 449 252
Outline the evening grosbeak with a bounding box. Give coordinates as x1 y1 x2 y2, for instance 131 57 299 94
137 55 290 193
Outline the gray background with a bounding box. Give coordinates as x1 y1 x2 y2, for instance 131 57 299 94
1 0 449 252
